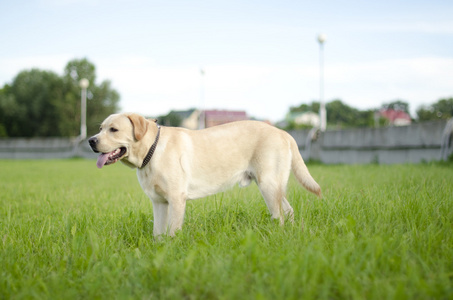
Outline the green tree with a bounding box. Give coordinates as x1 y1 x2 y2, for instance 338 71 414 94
158 111 182 127
326 99 376 128
62 58 120 136
0 58 120 137
326 99 356 127
416 98 453 121
0 69 66 137
287 99 379 129
290 102 320 114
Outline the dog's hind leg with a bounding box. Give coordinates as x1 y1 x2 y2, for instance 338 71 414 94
281 197 294 223
257 178 287 225
255 150 292 225
259 184 294 224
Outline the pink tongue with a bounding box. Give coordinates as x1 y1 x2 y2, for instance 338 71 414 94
96 153 110 169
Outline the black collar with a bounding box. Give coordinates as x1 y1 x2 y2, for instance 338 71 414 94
140 124 161 169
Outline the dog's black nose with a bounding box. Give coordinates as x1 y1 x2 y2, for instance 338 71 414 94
88 137 99 152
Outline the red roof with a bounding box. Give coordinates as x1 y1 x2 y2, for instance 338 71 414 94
380 109 411 123
203 110 248 127
204 110 247 117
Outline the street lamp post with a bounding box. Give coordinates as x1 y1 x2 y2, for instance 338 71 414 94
199 68 205 129
318 33 327 132
79 78 89 140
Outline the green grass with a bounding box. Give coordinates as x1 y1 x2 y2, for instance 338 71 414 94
0 160 452 299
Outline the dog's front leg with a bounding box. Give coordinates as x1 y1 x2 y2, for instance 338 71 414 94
167 196 187 236
152 201 169 236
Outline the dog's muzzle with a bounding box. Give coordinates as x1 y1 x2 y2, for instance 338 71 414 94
88 137 99 153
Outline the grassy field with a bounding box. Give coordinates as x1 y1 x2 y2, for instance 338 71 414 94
0 159 452 299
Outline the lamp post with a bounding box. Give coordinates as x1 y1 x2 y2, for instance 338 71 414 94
79 78 89 140
199 68 205 129
318 33 327 132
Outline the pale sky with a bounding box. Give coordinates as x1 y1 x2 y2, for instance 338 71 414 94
1 0 452 121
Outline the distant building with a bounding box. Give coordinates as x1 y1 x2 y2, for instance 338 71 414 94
285 111 320 128
380 109 412 126
294 112 320 127
203 110 248 128
165 109 248 129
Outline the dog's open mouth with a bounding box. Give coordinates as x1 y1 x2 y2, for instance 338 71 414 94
96 147 127 169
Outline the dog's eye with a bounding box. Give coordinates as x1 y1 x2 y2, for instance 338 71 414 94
110 127 118 133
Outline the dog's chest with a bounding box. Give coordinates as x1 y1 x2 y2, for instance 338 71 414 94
136 168 162 200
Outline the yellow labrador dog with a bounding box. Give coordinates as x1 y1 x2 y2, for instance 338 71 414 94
89 113 321 236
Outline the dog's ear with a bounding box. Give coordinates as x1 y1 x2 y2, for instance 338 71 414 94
126 113 149 141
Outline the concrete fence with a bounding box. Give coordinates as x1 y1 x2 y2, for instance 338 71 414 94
288 120 450 164
0 120 451 164
0 138 97 159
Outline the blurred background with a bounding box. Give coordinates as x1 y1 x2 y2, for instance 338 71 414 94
0 0 452 162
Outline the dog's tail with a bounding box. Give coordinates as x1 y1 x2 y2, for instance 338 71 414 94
289 136 322 198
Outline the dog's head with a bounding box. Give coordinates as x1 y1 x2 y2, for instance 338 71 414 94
88 113 154 169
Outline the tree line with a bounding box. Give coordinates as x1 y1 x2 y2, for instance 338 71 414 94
0 58 119 137
286 98 453 130
0 57 451 136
